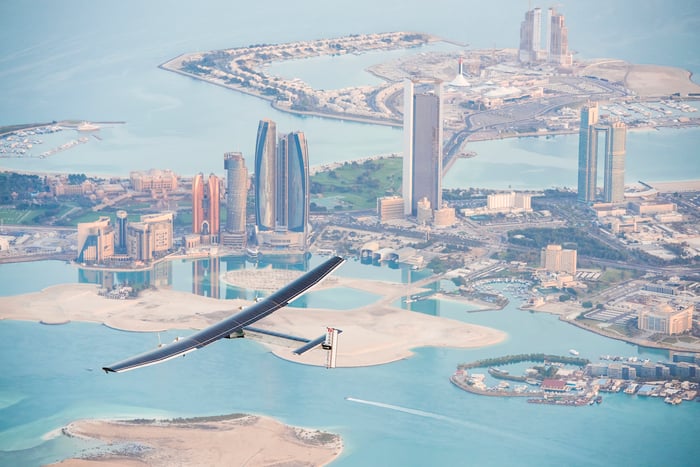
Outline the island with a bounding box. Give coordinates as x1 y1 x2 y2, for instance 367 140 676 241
0 276 506 368
51 414 341 467
159 31 700 160
450 353 700 407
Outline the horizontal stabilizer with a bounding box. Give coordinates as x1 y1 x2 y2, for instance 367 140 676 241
243 326 309 343
293 334 327 355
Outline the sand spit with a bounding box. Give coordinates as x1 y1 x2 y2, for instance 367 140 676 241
50 415 341 467
0 278 505 367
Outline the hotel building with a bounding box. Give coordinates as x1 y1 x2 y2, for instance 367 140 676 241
540 244 577 275
192 172 221 243
548 8 573 67
76 216 115 264
487 192 533 213
221 152 249 249
638 303 694 335
126 212 174 262
130 169 179 193
577 103 600 203
517 6 572 66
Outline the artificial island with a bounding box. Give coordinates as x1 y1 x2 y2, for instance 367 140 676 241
159 28 700 165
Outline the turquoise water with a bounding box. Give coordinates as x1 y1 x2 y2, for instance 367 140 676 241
443 127 700 190
267 42 462 90
1 272 698 466
2 1 700 465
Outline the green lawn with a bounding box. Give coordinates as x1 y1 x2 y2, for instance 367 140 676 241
598 268 640 284
311 156 402 211
0 206 49 224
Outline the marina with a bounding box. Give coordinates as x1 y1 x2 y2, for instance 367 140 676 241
452 352 700 407
0 125 61 157
0 122 101 159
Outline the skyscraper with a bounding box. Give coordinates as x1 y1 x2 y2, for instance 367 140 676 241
577 103 627 204
603 121 627 203
255 119 277 232
577 103 599 203
222 152 248 249
519 7 542 64
549 9 573 66
403 79 443 216
278 131 309 233
254 119 309 251
192 172 220 242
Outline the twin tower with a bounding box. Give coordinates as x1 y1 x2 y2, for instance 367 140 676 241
577 103 627 204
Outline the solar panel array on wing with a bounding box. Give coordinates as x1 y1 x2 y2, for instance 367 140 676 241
102 256 345 373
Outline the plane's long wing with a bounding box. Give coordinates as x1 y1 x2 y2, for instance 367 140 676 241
102 255 345 373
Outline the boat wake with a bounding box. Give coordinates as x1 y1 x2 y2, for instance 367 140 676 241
346 396 607 465
345 397 466 426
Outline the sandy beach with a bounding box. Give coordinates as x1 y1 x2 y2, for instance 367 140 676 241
0 275 505 368
580 60 700 97
49 415 341 467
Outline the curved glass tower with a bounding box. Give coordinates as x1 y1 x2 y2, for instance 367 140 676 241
255 119 277 231
284 131 309 233
253 120 309 251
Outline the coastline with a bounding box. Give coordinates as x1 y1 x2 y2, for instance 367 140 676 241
530 301 700 353
156 31 435 128
158 56 404 128
156 33 700 143
50 415 342 467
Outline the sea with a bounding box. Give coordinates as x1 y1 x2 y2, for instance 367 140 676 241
1 1 699 465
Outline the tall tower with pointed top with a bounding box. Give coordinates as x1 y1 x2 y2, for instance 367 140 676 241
192 173 220 242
